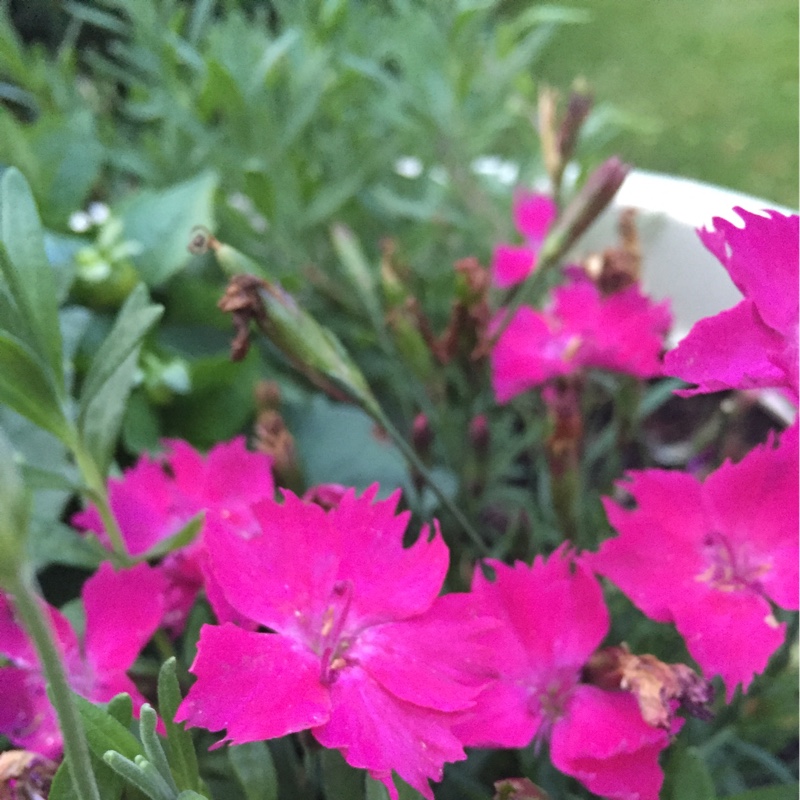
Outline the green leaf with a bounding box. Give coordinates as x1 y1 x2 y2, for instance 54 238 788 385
0 168 64 385
663 746 716 800
49 749 126 800
102 751 172 800
365 776 426 800
120 171 218 285
140 704 179 795
285 395 407 492
48 762 80 800
77 283 163 472
136 512 204 562
0 330 71 442
27 518 105 570
725 786 800 800
73 692 144 762
229 741 279 800
157 657 202 794
107 693 134 729
320 749 365 800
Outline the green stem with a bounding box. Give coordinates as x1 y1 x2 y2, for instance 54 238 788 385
369 407 489 555
9 568 101 800
72 440 131 564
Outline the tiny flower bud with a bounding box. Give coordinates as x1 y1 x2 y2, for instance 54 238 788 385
411 413 433 459
469 414 490 457
557 81 594 167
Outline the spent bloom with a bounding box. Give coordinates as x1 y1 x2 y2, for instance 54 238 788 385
72 437 274 631
0 563 165 757
584 423 799 700
452 549 674 800
492 191 557 288
491 272 671 403
664 208 799 403
176 486 496 800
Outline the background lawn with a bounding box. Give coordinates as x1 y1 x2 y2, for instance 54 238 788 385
530 0 798 207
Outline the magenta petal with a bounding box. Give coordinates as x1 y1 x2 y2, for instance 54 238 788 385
492 552 608 669
334 489 449 626
673 589 786 701
701 427 799 611
513 192 557 244
551 685 669 800
699 208 799 335
0 666 61 757
587 471 710 623
451 679 540 749
83 562 167 674
0 595 38 667
176 624 330 742
168 436 274 513
358 594 496 713
491 306 571 402
492 244 537 289
665 300 786 395
204 492 340 633
313 665 466 800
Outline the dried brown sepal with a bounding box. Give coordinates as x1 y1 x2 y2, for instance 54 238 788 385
424 257 492 364
545 376 584 478
0 750 57 800
584 208 643 295
584 644 714 729
217 274 270 361
494 777 551 800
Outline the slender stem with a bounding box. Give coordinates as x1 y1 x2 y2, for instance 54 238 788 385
9 568 101 800
370 407 489 555
72 440 131 564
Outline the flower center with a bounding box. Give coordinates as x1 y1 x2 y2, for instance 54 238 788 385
697 531 771 593
528 668 576 746
317 579 355 685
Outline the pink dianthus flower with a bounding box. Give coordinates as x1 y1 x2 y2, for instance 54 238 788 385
491 273 672 402
664 208 799 403
584 423 799 700
0 563 165 757
492 192 557 288
71 437 274 632
175 486 496 800
452 549 673 800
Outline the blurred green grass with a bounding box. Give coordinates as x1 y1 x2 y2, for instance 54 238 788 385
532 0 798 207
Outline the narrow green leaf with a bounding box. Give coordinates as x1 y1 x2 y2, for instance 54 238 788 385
229 741 279 800
140 704 179 794
136 512 204 562
0 168 64 385
158 657 201 793
78 284 159 410
50 749 126 800
48 762 79 800
107 693 133 729
78 284 163 472
73 692 144 762
0 330 71 442
102 752 170 800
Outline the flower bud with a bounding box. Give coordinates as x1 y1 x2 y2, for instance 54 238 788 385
217 274 379 415
540 157 630 265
